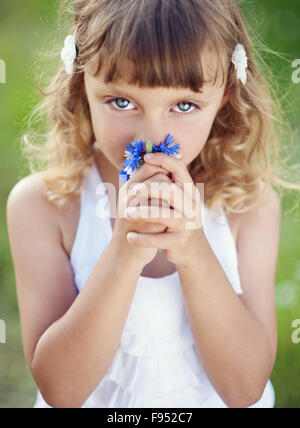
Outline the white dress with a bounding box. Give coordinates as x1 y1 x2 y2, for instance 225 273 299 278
33 158 275 408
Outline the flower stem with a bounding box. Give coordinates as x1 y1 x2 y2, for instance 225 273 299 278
146 140 153 153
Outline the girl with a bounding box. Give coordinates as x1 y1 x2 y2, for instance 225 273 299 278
6 0 298 408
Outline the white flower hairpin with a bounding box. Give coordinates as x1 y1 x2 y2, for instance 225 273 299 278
231 43 248 85
61 29 78 75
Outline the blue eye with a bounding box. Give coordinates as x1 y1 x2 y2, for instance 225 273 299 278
106 98 134 111
174 101 200 114
105 97 201 114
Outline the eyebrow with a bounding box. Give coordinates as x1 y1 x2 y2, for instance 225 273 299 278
93 82 216 103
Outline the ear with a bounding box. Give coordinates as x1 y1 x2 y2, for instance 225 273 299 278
218 86 231 111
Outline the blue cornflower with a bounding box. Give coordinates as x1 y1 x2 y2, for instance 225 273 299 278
156 133 181 156
119 134 181 183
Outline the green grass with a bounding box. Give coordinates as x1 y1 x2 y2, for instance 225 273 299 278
1 0 300 408
273 206 300 408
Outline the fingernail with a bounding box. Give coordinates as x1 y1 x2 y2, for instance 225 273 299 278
127 232 136 243
125 207 136 218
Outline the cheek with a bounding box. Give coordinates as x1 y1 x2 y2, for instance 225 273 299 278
89 105 127 143
196 109 218 144
88 106 131 163
179 110 217 162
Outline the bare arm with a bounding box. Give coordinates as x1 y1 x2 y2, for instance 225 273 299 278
32 242 142 408
7 175 143 408
176 186 280 408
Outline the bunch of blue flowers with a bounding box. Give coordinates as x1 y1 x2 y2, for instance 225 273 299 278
119 133 181 183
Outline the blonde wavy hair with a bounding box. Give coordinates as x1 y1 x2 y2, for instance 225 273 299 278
21 0 300 216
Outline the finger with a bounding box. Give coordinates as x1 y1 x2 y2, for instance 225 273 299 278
129 221 166 235
130 181 197 220
143 153 199 209
122 162 170 191
124 205 187 230
127 230 183 250
119 164 170 211
119 169 171 212
144 152 193 188
127 172 172 199
138 196 170 209
128 198 203 231
119 176 170 215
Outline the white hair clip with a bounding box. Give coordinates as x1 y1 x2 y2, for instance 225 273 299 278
231 43 248 85
61 29 77 75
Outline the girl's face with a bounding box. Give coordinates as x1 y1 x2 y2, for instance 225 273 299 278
84 48 230 172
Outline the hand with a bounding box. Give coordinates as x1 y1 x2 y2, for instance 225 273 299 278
111 162 174 268
123 153 205 268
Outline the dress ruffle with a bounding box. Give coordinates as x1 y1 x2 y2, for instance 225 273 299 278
118 274 197 357
120 327 195 357
83 378 216 408
80 275 219 406
103 345 213 398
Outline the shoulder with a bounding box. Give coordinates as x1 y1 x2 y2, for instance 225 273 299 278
237 184 281 249
248 184 280 214
7 173 81 257
7 173 61 240
7 172 55 213
8 172 49 206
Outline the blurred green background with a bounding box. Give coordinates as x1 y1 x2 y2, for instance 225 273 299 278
0 0 300 408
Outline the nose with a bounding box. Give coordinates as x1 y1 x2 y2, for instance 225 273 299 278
135 117 173 148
